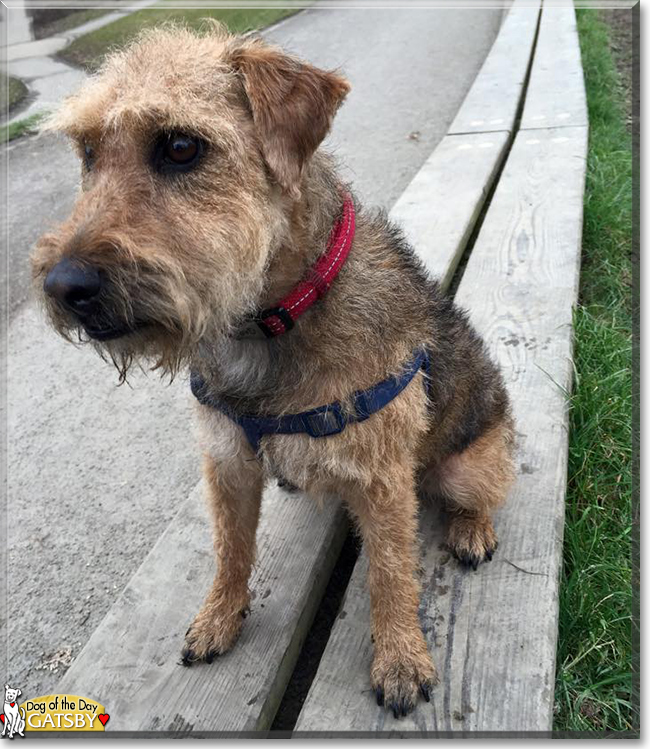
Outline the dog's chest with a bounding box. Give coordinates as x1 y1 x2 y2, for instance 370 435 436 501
211 337 274 396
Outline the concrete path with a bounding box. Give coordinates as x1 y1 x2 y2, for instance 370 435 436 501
4 6 503 698
2 0 158 125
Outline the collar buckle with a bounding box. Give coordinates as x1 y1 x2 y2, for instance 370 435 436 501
256 306 295 338
303 404 347 438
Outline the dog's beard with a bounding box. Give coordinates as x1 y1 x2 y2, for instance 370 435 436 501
39 263 269 384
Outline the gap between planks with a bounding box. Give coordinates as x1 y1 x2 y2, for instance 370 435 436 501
296 123 589 734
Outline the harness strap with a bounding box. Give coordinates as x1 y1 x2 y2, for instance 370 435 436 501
190 349 431 455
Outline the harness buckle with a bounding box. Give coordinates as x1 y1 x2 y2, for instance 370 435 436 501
304 404 347 438
256 306 295 338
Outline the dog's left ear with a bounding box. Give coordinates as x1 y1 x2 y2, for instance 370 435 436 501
16 690 21 697
230 40 350 197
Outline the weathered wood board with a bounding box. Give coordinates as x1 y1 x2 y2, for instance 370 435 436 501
58 481 348 732
55 135 509 734
295 125 589 733
519 3 588 131
448 0 540 136
391 131 510 290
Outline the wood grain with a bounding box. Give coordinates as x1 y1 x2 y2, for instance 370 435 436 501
295 126 588 732
58 481 347 732
520 3 588 131
449 0 541 136
391 131 510 290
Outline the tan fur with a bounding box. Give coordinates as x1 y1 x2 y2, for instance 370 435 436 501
232 40 350 197
31 24 515 718
184 453 263 661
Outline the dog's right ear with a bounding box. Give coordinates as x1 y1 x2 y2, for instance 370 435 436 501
229 39 350 197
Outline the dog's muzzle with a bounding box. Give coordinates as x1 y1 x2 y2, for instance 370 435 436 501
43 257 133 341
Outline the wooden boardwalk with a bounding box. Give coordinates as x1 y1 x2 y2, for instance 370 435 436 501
296 124 588 733
57 0 588 734
296 0 588 733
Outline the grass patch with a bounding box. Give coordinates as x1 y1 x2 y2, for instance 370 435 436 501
32 8 112 40
1 75 29 112
0 112 47 144
554 9 635 733
58 4 300 71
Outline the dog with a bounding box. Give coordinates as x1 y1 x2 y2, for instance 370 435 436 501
2 686 25 739
31 23 515 718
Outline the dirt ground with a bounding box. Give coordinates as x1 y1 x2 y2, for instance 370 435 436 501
600 9 636 128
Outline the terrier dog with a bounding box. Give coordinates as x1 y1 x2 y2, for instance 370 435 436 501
31 24 515 718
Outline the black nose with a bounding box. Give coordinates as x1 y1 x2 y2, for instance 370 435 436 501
43 258 101 313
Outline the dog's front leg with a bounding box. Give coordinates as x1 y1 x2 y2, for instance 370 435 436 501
345 469 437 718
182 453 263 665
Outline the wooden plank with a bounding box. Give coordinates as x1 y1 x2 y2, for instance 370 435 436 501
58 481 347 732
391 131 510 290
295 125 588 733
448 0 540 136
519 3 588 130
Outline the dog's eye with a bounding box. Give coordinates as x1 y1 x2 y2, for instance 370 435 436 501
166 136 198 164
83 143 95 170
154 132 204 174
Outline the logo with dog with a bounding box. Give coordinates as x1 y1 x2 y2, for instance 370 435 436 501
1 687 24 740
1 686 109 735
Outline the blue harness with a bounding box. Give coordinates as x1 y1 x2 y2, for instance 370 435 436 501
190 348 431 455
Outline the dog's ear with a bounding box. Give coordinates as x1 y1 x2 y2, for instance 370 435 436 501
16 690 21 697
230 40 350 197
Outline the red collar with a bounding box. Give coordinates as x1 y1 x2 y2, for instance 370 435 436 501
241 194 355 339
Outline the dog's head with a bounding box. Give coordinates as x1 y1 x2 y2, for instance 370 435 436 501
31 24 350 378
4 685 21 704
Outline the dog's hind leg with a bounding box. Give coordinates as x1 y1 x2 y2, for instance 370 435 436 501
182 434 264 665
435 419 515 569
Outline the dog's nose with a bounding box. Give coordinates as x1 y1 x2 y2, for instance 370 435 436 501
43 258 101 313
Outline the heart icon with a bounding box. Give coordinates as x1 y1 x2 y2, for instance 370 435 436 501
98 714 110 726
0 715 4 724
9 703 15 708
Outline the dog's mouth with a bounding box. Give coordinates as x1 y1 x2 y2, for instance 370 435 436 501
82 321 139 341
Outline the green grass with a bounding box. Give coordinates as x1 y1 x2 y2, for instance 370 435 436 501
0 112 47 144
554 9 635 733
1 75 29 112
58 4 300 71
33 8 112 39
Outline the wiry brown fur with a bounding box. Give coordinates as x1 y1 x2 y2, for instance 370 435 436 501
31 23 515 719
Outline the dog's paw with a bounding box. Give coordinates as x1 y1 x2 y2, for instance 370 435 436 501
371 645 437 718
181 604 248 666
447 515 498 571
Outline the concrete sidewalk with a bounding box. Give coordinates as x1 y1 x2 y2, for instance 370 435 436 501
2 0 158 125
5 5 503 698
